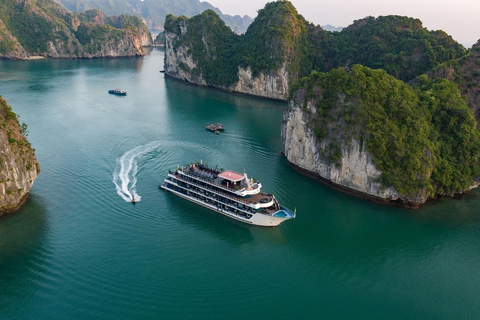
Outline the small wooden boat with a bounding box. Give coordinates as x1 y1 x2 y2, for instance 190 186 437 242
108 89 127 96
205 123 225 132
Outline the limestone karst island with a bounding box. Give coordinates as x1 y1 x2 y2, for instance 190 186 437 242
1 0 480 318
164 1 480 206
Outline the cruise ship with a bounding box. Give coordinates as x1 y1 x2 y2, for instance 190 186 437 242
160 162 296 227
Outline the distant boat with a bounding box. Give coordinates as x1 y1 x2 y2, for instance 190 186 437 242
205 123 225 132
108 89 127 96
159 70 165 73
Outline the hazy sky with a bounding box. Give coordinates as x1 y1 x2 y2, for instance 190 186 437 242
206 0 479 47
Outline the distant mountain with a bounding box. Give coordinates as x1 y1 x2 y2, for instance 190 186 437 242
54 0 253 33
321 24 342 32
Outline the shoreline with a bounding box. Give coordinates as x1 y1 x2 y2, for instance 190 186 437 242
282 155 420 209
1 53 144 61
26 55 45 60
164 73 288 103
0 193 30 217
283 154 480 209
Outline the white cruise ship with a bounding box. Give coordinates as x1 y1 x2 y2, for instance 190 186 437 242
160 162 296 227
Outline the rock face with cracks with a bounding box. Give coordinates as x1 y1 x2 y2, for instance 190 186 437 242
0 96 39 215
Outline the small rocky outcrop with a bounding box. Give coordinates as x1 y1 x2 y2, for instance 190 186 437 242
0 96 40 215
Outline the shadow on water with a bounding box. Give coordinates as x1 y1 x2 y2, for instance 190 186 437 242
0 194 49 312
165 194 255 246
0 55 146 76
164 189 292 248
164 76 286 110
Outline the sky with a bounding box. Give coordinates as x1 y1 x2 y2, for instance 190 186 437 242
206 0 479 48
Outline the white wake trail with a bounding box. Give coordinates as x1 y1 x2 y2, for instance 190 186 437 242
113 141 161 202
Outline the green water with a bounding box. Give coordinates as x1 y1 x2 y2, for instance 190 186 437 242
1 48 479 319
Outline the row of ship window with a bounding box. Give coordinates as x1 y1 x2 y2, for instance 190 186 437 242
165 181 255 218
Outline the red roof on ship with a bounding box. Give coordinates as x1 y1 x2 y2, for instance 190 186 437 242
218 170 244 182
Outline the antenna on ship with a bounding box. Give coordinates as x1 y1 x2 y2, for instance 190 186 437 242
201 159 203 165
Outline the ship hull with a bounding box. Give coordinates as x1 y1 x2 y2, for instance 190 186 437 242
160 184 290 227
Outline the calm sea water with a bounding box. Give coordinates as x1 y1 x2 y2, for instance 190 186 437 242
1 48 480 319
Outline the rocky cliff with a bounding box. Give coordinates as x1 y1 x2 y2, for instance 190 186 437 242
0 96 39 215
164 24 289 100
282 98 403 204
0 0 152 59
283 66 480 206
164 2 306 100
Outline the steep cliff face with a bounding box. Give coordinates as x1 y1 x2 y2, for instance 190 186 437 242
282 91 411 204
164 2 305 100
283 66 480 206
164 22 289 100
0 0 151 59
231 64 289 100
164 26 206 85
0 96 39 215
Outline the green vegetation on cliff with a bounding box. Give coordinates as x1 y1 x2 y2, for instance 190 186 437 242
0 0 150 58
425 40 480 125
165 11 239 86
239 1 307 79
322 16 466 82
165 1 309 86
0 95 40 213
166 1 465 87
290 65 480 197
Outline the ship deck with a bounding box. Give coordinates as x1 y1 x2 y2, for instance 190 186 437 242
181 164 245 192
175 163 277 210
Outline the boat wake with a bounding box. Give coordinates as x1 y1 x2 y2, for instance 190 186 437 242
113 141 161 202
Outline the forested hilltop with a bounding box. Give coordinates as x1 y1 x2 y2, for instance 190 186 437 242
425 41 480 126
0 0 152 59
164 1 466 94
166 0 480 206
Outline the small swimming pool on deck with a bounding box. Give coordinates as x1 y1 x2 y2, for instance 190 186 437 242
273 206 296 218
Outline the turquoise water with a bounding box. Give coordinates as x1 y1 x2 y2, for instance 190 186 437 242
1 48 480 319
